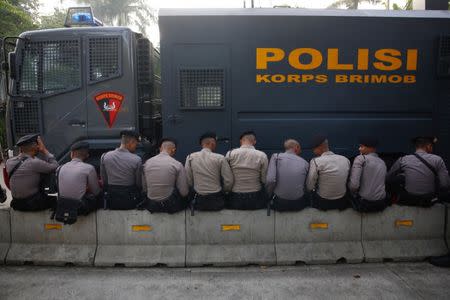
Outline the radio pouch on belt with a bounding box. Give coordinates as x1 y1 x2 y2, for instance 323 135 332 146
54 167 80 225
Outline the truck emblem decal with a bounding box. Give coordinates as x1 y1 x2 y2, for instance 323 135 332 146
94 92 124 128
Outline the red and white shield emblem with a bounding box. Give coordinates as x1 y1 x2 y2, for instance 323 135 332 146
94 92 124 128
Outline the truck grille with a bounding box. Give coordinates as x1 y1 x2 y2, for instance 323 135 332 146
12 99 40 139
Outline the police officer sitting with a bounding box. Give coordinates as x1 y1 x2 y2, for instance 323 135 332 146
6 134 59 211
55 142 101 223
387 136 450 207
266 139 310 211
100 130 143 210
306 136 351 211
226 131 268 210
348 137 388 212
185 132 234 211
140 138 189 214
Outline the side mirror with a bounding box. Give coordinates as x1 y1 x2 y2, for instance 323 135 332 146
8 52 16 80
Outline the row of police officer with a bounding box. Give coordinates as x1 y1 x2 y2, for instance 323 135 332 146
4 131 450 217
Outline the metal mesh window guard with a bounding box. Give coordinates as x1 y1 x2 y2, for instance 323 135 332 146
89 37 120 82
180 69 224 108
12 99 40 138
19 40 80 94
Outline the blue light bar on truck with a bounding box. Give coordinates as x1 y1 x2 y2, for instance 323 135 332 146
64 7 103 27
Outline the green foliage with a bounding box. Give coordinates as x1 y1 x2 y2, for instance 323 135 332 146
0 0 36 37
76 0 156 35
39 8 67 29
328 0 382 9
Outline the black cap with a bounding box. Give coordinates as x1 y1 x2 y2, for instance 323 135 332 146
199 132 217 145
158 137 177 148
71 141 90 151
120 130 140 141
412 136 437 146
239 131 256 140
358 137 379 148
16 134 39 147
310 135 328 149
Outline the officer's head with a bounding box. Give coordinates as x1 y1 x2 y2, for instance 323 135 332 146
70 141 90 161
120 130 140 153
16 134 39 156
311 136 329 157
413 136 437 153
284 139 301 155
159 138 177 157
199 132 217 152
240 131 257 146
358 137 378 155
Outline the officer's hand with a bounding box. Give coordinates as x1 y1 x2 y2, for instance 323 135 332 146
37 137 49 155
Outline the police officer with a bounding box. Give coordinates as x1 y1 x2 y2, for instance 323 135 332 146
387 136 450 206
141 138 189 213
6 134 59 211
226 131 268 210
185 132 234 211
266 139 310 211
348 137 388 212
100 130 142 210
56 141 101 217
306 136 350 210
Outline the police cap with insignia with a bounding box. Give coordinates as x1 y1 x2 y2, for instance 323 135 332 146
412 136 438 147
158 137 177 148
310 135 328 149
239 131 256 140
120 130 140 141
71 141 90 151
358 136 379 148
199 131 217 145
16 134 39 147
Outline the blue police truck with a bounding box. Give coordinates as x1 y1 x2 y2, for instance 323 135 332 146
2 8 450 165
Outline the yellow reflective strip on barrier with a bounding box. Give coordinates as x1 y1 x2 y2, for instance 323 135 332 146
221 224 240 231
132 225 152 232
395 220 413 227
45 224 62 230
310 223 328 229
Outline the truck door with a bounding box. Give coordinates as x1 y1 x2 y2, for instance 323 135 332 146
12 38 87 159
164 44 232 161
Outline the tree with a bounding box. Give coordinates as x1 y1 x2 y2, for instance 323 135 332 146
0 0 36 37
328 0 382 9
39 8 67 29
76 0 156 35
393 0 413 10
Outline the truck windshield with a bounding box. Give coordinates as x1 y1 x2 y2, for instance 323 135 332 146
17 40 81 95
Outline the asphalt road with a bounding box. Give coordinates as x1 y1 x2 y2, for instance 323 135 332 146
0 262 449 300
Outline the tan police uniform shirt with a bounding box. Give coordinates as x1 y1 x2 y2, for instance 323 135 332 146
100 148 142 188
225 145 268 193
185 148 234 195
58 158 101 200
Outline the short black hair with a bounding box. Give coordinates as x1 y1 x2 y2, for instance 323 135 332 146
120 130 140 141
310 135 328 149
199 132 217 145
239 131 256 140
412 136 437 148
158 137 177 148
358 137 379 148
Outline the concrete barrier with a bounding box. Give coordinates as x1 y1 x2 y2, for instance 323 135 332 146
275 208 364 265
362 204 448 262
95 210 185 267
0 208 10 264
186 210 275 266
6 209 96 266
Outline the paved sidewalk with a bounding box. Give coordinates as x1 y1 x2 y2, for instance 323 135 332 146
0 262 449 299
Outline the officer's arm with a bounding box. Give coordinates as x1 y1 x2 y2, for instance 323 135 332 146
176 165 190 197
135 159 143 190
306 159 318 192
220 157 234 192
184 155 193 187
348 155 363 193
33 154 59 174
100 154 108 186
386 157 402 182
260 155 269 185
87 167 102 196
437 158 450 189
265 154 277 196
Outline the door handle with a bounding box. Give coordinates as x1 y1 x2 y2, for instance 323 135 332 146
69 120 86 127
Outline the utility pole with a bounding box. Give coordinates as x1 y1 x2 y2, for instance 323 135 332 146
251 0 254 8
387 0 390 10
